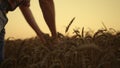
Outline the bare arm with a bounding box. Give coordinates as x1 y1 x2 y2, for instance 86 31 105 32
39 0 57 38
19 6 46 43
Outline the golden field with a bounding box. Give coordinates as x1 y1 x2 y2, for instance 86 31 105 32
1 28 120 68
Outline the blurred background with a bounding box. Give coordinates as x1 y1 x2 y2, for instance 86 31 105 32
5 0 120 39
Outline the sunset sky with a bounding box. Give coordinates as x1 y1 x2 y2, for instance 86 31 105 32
5 0 120 39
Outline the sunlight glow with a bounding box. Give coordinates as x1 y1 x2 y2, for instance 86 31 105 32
5 0 120 39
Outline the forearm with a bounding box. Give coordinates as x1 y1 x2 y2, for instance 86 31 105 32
19 6 45 42
39 0 55 18
39 0 57 37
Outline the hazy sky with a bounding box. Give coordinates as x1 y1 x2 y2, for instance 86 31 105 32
5 0 120 39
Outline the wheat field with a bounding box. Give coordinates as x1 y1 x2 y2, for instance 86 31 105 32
1 28 120 68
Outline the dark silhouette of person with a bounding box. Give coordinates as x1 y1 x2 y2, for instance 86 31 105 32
0 0 57 63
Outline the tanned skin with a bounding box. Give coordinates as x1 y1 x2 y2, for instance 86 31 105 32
39 0 57 39
8 0 46 43
8 0 57 43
